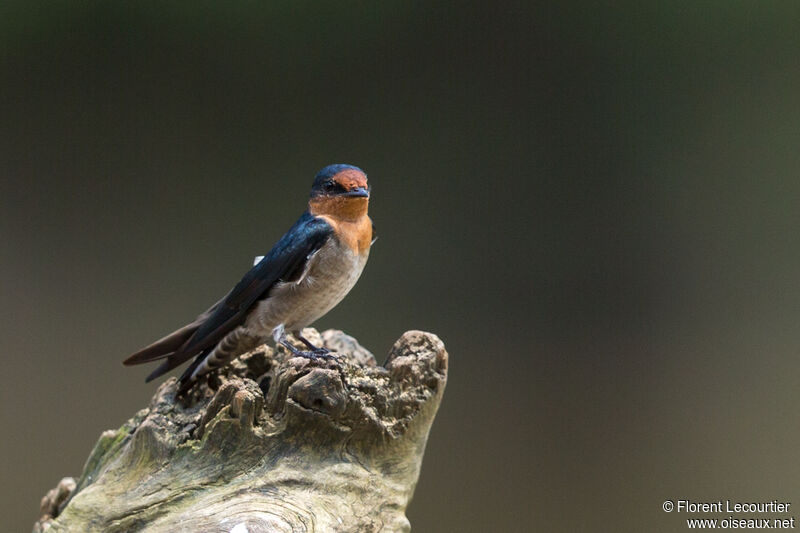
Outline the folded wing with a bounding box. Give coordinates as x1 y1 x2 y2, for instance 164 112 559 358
123 211 334 382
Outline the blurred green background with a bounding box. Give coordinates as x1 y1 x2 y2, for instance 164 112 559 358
2 2 800 532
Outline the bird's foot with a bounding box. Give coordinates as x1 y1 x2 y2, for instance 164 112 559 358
280 340 339 361
304 347 339 361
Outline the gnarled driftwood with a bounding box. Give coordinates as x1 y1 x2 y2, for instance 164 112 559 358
34 329 447 533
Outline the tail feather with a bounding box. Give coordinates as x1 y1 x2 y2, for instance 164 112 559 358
123 322 199 366
123 297 235 391
145 346 209 383
123 300 223 366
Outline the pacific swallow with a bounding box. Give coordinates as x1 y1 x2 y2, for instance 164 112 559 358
123 164 374 394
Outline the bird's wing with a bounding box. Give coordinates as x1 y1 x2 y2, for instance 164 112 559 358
123 211 334 381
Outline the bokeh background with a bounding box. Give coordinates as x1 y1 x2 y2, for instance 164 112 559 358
2 2 800 532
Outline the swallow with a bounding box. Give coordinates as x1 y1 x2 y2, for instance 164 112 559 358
123 164 374 394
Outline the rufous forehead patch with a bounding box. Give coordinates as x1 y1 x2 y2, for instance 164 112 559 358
333 169 368 190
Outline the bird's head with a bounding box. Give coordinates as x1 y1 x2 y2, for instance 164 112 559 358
309 164 370 219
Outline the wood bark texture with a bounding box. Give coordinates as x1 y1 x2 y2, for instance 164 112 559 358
33 329 448 533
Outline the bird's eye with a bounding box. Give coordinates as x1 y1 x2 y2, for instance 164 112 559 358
323 179 347 194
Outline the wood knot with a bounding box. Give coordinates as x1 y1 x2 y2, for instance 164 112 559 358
288 368 347 418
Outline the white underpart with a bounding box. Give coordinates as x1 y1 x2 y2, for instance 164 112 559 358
188 238 368 382
246 236 369 341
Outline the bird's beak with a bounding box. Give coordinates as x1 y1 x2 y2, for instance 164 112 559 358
342 186 369 198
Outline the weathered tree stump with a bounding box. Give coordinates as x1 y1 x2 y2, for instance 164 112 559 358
34 329 447 533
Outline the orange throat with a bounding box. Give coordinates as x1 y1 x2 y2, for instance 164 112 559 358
309 196 369 221
309 197 372 254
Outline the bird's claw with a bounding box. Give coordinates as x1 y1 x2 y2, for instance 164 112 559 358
305 347 339 361
280 340 339 361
